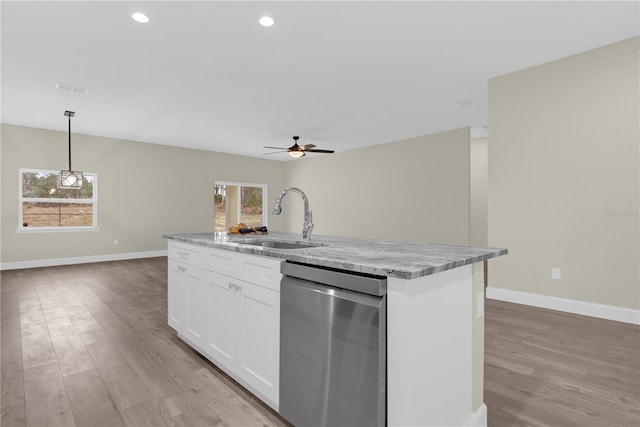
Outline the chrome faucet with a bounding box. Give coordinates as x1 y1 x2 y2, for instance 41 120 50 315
272 187 314 240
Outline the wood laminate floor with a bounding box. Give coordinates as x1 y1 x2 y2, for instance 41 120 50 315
485 299 640 426
1 258 289 427
1 258 638 426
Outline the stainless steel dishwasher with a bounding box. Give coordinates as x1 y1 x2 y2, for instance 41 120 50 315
279 261 386 427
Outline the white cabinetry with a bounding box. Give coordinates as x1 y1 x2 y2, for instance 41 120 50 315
238 281 279 399
167 242 281 410
205 270 237 368
204 247 281 408
167 242 205 348
167 259 187 331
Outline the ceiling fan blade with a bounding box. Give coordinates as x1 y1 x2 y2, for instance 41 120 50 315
263 137 332 156
304 149 335 153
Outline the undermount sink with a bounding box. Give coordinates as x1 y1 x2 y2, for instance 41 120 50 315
242 239 325 250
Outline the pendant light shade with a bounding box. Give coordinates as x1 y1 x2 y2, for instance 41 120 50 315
58 110 83 189
59 170 83 187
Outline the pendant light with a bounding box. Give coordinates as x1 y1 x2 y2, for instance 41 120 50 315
58 110 83 188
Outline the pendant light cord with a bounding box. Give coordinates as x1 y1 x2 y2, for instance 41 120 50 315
64 110 75 171
68 114 72 171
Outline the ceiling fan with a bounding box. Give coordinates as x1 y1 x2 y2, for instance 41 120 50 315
264 136 335 158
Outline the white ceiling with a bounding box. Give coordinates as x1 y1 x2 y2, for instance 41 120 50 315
2 1 638 160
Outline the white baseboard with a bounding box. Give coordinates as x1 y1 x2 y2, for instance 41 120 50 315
486 287 640 325
464 404 487 427
0 250 168 271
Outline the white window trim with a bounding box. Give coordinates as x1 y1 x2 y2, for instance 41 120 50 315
17 168 99 233
214 181 268 228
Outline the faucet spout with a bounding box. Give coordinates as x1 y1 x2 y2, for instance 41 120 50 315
272 187 314 240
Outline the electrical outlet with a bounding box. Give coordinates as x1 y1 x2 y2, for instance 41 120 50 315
114 239 119 245
551 268 561 280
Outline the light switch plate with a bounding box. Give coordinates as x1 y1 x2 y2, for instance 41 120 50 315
552 268 561 280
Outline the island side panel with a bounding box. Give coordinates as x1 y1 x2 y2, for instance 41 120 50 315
387 264 473 427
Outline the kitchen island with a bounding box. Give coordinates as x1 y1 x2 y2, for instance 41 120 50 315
163 231 507 426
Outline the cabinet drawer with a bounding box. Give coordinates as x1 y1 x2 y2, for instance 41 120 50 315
205 247 238 275
237 253 282 293
168 241 204 267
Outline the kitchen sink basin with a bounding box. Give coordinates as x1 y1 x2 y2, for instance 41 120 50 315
242 239 325 250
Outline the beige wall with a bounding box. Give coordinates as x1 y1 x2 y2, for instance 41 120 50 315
0 124 286 263
470 138 488 247
282 128 471 245
2 124 476 260
488 37 639 310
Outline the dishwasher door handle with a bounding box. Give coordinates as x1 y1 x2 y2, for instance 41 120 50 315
282 275 385 309
280 262 387 296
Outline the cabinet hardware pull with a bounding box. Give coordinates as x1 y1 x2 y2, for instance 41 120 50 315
177 251 189 256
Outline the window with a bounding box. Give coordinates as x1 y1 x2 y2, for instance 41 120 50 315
214 182 266 231
19 169 98 231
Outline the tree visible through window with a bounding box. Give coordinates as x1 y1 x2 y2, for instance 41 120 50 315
214 183 265 231
19 169 97 229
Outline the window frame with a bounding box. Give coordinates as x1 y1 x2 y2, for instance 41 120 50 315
214 181 268 231
17 168 100 233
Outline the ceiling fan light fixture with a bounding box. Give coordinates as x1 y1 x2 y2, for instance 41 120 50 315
263 135 333 157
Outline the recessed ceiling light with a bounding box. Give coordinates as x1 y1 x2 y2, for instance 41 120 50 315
132 12 149 23
259 16 274 27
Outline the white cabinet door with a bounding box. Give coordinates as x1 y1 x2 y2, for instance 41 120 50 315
184 264 205 349
204 271 280 407
238 281 280 405
205 270 239 370
168 259 188 332
168 259 205 348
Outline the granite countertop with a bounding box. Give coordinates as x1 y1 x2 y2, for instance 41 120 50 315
163 231 507 279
